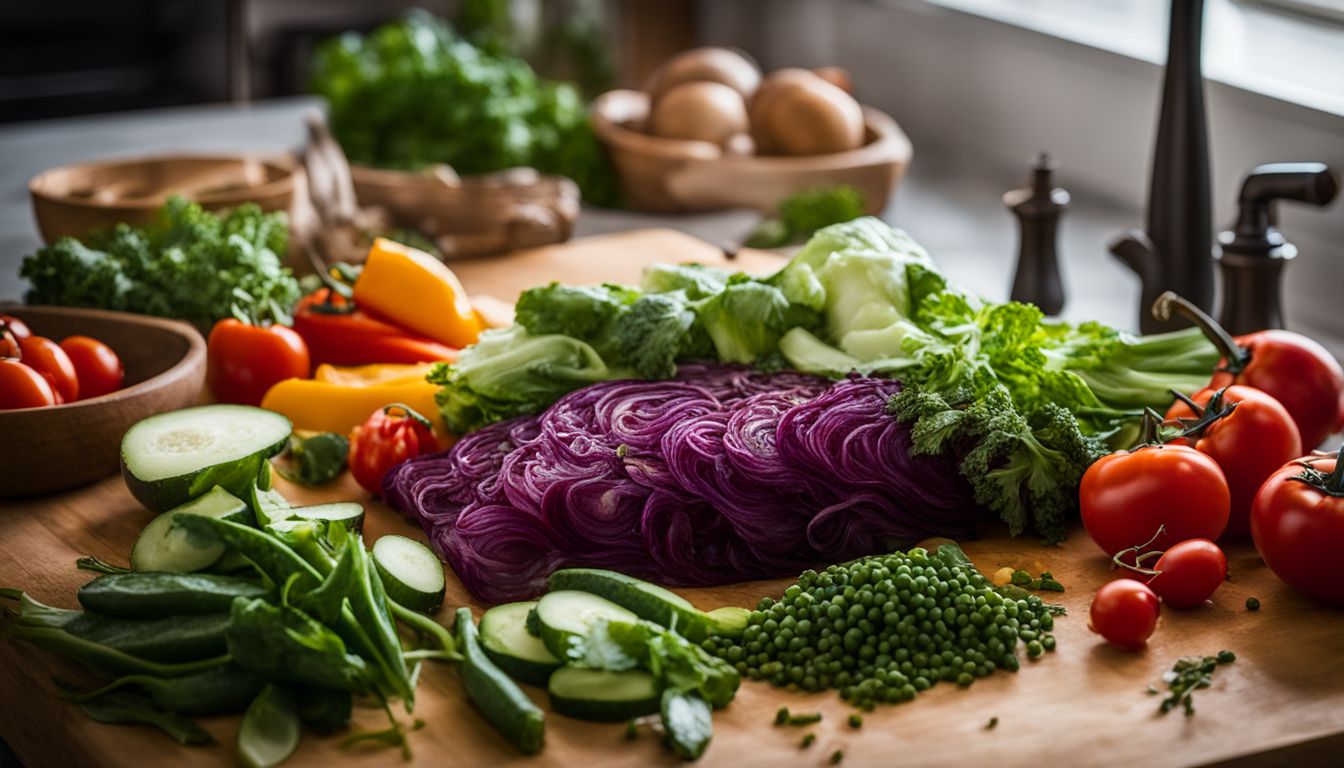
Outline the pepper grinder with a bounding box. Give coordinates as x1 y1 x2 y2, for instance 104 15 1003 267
1005 154 1070 315
1215 163 1338 335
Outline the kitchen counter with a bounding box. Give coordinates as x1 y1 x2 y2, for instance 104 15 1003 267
0 97 1147 335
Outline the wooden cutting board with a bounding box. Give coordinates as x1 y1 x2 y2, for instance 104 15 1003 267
3 230 1343 768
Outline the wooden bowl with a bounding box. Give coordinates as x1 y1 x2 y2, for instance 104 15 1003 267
0 306 206 497
349 166 580 259
30 154 296 244
591 89 912 214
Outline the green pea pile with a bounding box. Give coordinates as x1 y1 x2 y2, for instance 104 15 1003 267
703 545 1060 710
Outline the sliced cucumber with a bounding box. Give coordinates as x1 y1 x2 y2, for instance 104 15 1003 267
534 590 639 661
548 568 715 642
706 606 751 639
121 405 291 512
130 487 251 573
291 502 364 533
548 667 659 722
480 602 562 687
371 535 444 613
249 483 293 528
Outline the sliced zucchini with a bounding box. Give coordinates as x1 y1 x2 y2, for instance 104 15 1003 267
371 535 444 613
534 590 639 661
548 568 715 642
480 602 562 687
249 483 293 528
548 667 659 722
291 502 364 533
129 487 251 573
121 405 291 512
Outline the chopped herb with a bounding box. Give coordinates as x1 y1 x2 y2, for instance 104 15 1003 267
847 713 862 729
801 733 816 748
830 749 845 764
624 720 637 740
775 707 790 726
985 716 998 729
1158 652 1236 716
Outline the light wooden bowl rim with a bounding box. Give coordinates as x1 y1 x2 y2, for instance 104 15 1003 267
0 304 206 414
591 88 913 170
28 153 296 213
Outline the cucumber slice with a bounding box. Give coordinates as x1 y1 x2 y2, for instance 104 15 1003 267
548 568 715 642
121 405 291 512
291 502 364 533
249 484 293 528
548 667 659 722
130 487 251 573
480 602 562 687
534 590 639 661
371 535 444 613
706 606 750 639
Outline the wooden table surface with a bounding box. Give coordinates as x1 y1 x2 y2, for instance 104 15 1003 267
3 230 1343 768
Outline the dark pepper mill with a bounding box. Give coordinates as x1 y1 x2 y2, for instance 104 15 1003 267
1216 163 1339 335
1005 154 1070 315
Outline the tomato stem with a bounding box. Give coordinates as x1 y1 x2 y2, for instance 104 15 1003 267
1112 525 1167 577
383 403 434 430
1139 408 1165 446
1168 387 1238 443
1151 292 1250 373
1289 442 1344 498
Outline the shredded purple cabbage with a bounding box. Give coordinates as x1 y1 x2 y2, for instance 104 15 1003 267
384 365 975 602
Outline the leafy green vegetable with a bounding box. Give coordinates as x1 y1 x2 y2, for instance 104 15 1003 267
280 433 349 487
20 196 298 330
226 597 372 693
73 686 213 746
428 326 616 434
745 185 868 249
579 619 740 709
661 689 713 760
311 10 617 205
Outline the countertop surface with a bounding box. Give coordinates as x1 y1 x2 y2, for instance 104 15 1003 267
0 97 1146 335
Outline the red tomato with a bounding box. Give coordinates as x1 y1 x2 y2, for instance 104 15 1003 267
0 359 58 410
1 315 32 340
1147 539 1227 609
349 404 441 496
0 328 16 359
1089 579 1160 650
1251 451 1344 607
207 319 310 406
1165 385 1301 538
1081 444 1230 556
18 335 79 402
59 336 125 399
1209 330 1344 451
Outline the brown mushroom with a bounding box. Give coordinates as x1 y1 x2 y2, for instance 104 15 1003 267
648 81 750 147
645 47 762 105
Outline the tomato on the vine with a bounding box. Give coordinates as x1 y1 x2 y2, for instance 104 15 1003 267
18 335 79 403
59 336 124 399
207 319 310 406
1089 579 1160 650
1165 385 1301 537
348 403 441 496
1251 449 1344 607
1081 441 1229 556
1146 539 1227 609
0 359 57 410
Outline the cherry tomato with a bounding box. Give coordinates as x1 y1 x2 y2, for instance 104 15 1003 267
60 336 125 399
1081 443 1230 556
1 315 32 340
18 335 79 403
1147 539 1227 609
207 319 310 406
0 359 58 410
1165 385 1301 538
1251 450 1344 607
349 404 441 496
1089 579 1160 650
0 328 16 359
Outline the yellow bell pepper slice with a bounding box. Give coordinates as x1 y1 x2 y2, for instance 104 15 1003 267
313 362 434 387
353 238 483 349
260 374 445 442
